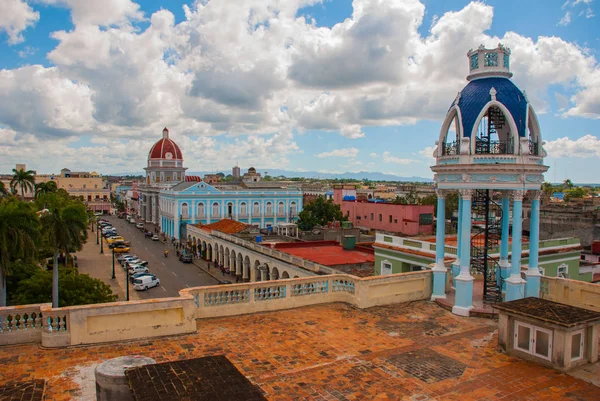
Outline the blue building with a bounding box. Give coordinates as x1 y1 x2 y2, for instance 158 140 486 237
159 181 302 240
138 127 303 240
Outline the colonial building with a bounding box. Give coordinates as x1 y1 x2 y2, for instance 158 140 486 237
137 128 191 225
160 180 302 240
137 128 303 239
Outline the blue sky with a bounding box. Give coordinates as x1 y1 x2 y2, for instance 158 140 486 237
0 0 599 182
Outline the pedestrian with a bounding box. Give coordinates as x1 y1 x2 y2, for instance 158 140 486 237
207 262 210 271
221 268 225 277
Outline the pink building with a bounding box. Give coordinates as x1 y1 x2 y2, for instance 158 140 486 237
333 185 434 236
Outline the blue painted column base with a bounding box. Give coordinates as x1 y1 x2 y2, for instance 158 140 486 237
498 258 510 293
525 270 541 298
451 260 460 289
452 274 474 316
505 275 526 301
431 263 447 300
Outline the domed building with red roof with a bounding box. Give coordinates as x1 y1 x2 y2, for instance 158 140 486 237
138 128 192 225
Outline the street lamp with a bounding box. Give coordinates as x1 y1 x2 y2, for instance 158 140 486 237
96 225 99 245
100 231 104 254
111 247 115 279
126 267 129 301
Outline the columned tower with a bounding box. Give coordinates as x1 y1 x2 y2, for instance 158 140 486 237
430 44 549 317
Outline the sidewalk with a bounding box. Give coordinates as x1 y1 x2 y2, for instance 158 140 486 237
77 228 141 301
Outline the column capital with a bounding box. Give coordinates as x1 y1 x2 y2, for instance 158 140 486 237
528 190 541 201
458 188 473 199
511 190 526 202
435 189 449 199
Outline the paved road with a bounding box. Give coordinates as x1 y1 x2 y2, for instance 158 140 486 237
101 216 218 299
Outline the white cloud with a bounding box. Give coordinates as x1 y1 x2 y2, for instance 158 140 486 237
369 152 378 157
574 0 592 5
340 125 365 139
316 148 359 158
544 134 600 158
0 0 39 44
17 45 36 58
381 151 416 165
40 0 143 26
417 146 435 162
558 11 572 26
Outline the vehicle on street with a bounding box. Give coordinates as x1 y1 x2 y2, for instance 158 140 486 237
117 254 132 263
152 235 159 241
106 236 125 244
119 256 137 265
109 240 131 249
128 264 149 275
133 275 160 291
179 254 193 263
130 272 156 283
129 218 136 224
113 244 131 253
124 258 142 268
136 223 144 229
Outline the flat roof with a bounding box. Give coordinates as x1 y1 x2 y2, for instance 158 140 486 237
273 241 374 266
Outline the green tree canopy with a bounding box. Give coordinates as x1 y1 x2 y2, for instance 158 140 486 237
34 181 58 199
297 196 345 230
12 267 117 307
10 168 35 199
0 198 41 306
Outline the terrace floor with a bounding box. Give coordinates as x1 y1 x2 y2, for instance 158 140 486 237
1 301 599 400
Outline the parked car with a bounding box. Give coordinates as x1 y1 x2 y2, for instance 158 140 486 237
119 256 137 265
124 258 142 268
113 244 131 253
179 254 193 263
109 240 131 249
129 218 136 224
106 236 125 244
117 254 133 263
136 223 144 229
130 272 156 284
133 275 160 291
128 264 149 275
152 235 159 241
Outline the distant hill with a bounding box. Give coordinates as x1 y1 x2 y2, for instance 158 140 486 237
108 169 433 182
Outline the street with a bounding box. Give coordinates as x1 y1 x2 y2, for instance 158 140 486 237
100 216 219 299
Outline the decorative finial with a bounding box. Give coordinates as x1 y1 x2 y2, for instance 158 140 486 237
489 87 497 101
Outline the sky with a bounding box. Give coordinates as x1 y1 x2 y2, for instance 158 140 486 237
0 0 599 183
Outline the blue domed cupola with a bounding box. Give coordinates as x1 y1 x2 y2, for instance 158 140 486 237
429 44 549 318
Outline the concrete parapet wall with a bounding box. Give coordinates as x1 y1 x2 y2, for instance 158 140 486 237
541 277 600 312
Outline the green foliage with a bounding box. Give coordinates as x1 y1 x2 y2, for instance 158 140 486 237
297 196 345 230
0 181 8 198
12 267 117 306
10 168 35 199
563 178 574 190
34 181 58 199
563 187 586 202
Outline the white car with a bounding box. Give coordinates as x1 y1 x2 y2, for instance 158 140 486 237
120 256 137 265
129 218 136 224
152 235 159 241
136 223 144 229
133 275 160 291
128 264 149 275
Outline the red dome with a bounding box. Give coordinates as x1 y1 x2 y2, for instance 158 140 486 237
148 128 183 160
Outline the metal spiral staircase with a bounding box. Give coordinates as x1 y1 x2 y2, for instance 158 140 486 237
470 189 503 303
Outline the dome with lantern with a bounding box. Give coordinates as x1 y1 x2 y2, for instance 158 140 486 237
148 128 183 161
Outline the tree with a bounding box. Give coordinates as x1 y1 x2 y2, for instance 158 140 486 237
34 181 58 199
563 178 574 190
0 198 41 306
0 181 9 198
563 187 586 202
39 194 88 307
12 268 117 306
10 168 35 199
297 196 345 230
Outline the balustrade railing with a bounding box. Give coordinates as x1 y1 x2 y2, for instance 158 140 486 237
529 139 539 156
475 139 514 155
0 305 44 334
254 285 286 301
291 280 328 296
332 279 356 294
204 289 250 307
44 312 68 333
442 141 459 156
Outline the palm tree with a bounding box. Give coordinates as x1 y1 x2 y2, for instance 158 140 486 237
10 168 36 199
0 198 41 306
563 178 574 190
40 200 88 307
34 181 58 199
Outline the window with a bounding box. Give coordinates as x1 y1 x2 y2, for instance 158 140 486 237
379 214 382 222
557 264 568 278
181 203 189 218
212 202 219 216
83 184 86 189
484 52 498 67
394 219 398 223
389 215 392 223
290 202 297 216
419 213 433 225
278 201 285 216
470 53 479 70
381 261 392 275
253 202 260 215
514 321 553 361
173 172 178 181
571 330 584 361
197 203 205 217
370 213 374 220
503 54 510 69
266 202 273 215
240 202 247 216
227 202 233 217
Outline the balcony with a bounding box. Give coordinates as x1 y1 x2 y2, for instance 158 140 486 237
475 139 514 155
442 141 460 156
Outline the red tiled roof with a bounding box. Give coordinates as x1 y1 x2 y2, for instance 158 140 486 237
274 242 374 267
185 176 202 182
198 219 250 234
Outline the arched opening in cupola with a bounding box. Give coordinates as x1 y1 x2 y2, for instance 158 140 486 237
441 109 460 156
527 106 542 156
474 106 514 154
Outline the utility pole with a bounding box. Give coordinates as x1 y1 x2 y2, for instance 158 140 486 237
111 247 116 279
